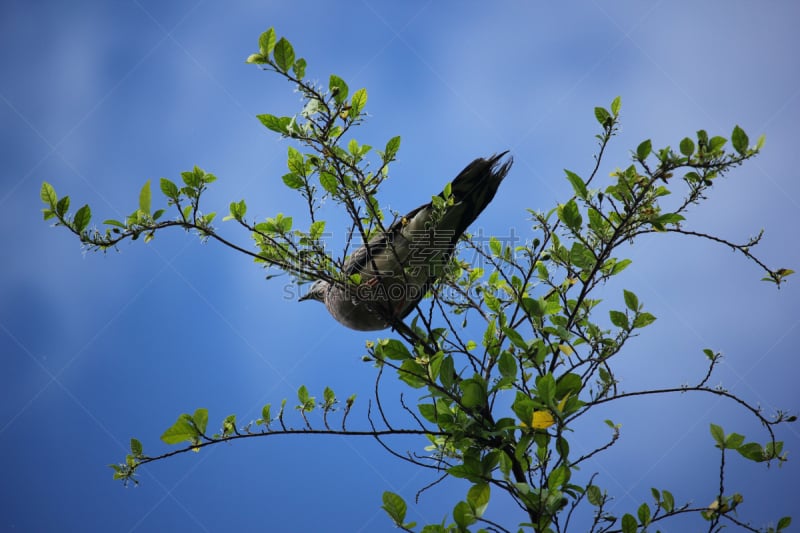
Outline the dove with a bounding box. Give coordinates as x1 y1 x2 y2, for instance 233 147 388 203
300 153 512 331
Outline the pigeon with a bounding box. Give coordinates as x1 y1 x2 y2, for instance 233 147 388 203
300 152 512 331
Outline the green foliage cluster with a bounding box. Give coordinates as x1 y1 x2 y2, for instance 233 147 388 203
43 27 794 533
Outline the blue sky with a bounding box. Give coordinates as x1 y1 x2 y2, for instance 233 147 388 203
2 1 799 531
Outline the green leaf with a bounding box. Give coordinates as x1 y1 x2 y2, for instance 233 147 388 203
737 442 765 462
292 58 306 79
498 351 517 379
586 485 603 506
621 513 637 533
384 136 401 161
192 408 208 434
594 106 611 126
636 139 652 160
222 414 237 436
564 169 587 200
623 289 639 312
40 182 57 207
558 199 582 232
439 355 456 389
273 37 295 73
710 423 726 447
104 219 126 228
725 432 745 449
329 74 349 104
130 438 143 456
160 177 179 199
569 241 595 270
611 258 632 275
351 87 367 116
609 310 628 329
460 378 487 408
502 327 527 350
56 195 70 217
756 133 766 151
662 490 675 512
160 414 199 445
381 492 407 524
708 135 727 153
258 28 276 56
555 373 582 398
319 172 338 194
638 502 651 525
610 96 621 116
536 374 556 404
453 500 476 528
139 180 152 216
287 146 305 175
633 312 657 329
74 204 92 233
245 53 267 65
379 339 411 361
297 385 310 404
653 213 685 226
679 137 695 157
777 516 792 530
732 125 749 155
257 113 291 134
280 171 304 189
467 483 490 517
309 220 325 239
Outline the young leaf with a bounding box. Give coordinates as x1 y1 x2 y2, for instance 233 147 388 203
319 172 338 195
679 137 695 157
467 483 490 517
498 351 517 379
586 485 603 506
74 204 92 233
273 37 295 73
381 492 407 524
636 139 652 160
379 339 412 361
594 106 611 126
384 136 401 160
56 195 70 217
139 180 152 216
557 199 582 232
258 28 276 56
130 438 143 456
710 423 726 447
329 74 349 104
257 113 290 134
623 289 639 312
292 58 306 79
192 408 209 435
662 490 675 512
40 182 58 208
160 177 179 199
609 310 628 329
350 87 367 116
637 503 651 525
610 95 621 116
732 125 749 155
459 378 487 408
621 513 637 533
564 169 587 200
633 312 657 329
160 414 199 445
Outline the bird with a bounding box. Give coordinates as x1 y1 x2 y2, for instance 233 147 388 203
300 152 512 331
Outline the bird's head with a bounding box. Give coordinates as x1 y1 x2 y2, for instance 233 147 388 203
299 279 329 303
